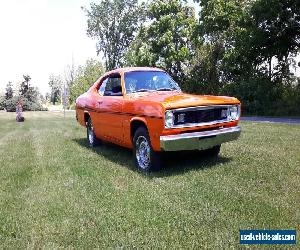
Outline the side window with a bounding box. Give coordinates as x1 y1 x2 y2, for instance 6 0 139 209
101 75 122 96
98 78 108 95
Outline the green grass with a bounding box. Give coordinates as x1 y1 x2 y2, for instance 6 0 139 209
0 111 299 248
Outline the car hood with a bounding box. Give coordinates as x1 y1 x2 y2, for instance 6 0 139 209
127 91 240 109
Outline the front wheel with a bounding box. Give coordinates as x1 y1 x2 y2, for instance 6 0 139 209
133 127 161 172
204 145 221 157
86 117 100 147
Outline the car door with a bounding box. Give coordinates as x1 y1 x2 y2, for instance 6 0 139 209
95 73 124 144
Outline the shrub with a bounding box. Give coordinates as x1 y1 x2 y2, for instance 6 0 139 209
222 76 300 116
5 96 46 112
0 95 5 110
5 96 19 112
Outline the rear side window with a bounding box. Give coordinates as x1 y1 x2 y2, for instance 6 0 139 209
98 74 122 96
98 78 108 95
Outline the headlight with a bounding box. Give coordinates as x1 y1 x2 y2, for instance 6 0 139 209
165 110 174 128
228 105 240 120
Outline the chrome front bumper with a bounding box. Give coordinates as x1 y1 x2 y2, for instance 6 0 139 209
160 126 241 151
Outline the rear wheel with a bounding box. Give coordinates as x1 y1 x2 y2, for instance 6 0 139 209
86 117 100 147
133 127 161 172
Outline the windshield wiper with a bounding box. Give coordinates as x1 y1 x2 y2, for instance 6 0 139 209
156 88 174 91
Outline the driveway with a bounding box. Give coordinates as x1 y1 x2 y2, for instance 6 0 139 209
241 116 300 124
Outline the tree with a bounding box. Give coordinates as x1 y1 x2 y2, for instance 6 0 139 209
84 0 145 70
20 74 31 96
247 0 300 80
192 0 249 85
69 59 104 104
186 42 225 94
4 78 44 112
48 75 62 105
0 94 5 110
195 0 300 82
5 82 13 100
26 86 39 103
125 0 198 85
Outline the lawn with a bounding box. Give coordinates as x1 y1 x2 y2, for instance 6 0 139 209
0 111 299 248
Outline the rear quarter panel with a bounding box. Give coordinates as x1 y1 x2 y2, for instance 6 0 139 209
76 91 99 127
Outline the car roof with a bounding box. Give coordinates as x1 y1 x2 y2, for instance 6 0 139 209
105 67 165 75
92 67 166 90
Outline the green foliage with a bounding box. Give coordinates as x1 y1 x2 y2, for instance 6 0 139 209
93 0 300 116
20 75 31 96
124 28 156 67
182 0 300 115
126 0 198 84
194 0 251 82
69 59 104 105
4 75 45 112
5 82 13 100
196 0 246 37
85 0 145 70
220 0 300 115
4 96 45 112
185 41 225 95
249 0 300 61
0 95 5 110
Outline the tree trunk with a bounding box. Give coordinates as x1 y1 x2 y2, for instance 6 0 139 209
268 56 272 81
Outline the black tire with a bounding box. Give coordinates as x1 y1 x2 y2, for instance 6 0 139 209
133 127 161 172
204 145 221 157
86 117 100 147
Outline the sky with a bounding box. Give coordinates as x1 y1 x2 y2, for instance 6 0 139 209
0 0 199 96
0 0 97 95
0 0 298 96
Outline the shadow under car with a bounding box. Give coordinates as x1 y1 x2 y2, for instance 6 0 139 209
72 138 232 177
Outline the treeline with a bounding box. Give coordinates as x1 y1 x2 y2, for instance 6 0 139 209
0 75 45 112
82 0 300 116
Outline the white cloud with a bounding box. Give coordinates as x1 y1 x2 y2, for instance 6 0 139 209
0 0 99 95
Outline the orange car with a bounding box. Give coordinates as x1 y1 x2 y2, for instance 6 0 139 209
76 67 241 172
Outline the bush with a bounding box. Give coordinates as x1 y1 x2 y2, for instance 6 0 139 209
222 76 300 116
5 96 45 112
22 100 44 111
0 95 5 110
5 96 19 112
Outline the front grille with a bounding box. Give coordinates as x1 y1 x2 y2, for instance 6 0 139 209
174 107 228 126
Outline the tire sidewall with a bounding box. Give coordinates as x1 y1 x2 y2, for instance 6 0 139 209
133 127 161 172
87 117 99 147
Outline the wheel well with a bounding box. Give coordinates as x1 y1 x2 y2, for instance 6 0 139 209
84 112 90 125
131 120 147 141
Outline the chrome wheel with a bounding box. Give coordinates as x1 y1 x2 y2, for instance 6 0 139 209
135 135 150 170
87 118 99 147
88 125 94 145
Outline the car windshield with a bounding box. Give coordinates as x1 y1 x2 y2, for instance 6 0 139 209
124 71 181 94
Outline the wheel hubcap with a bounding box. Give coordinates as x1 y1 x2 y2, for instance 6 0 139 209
88 124 94 145
136 136 150 169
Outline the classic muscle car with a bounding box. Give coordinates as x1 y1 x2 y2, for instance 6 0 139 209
76 67 241 172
